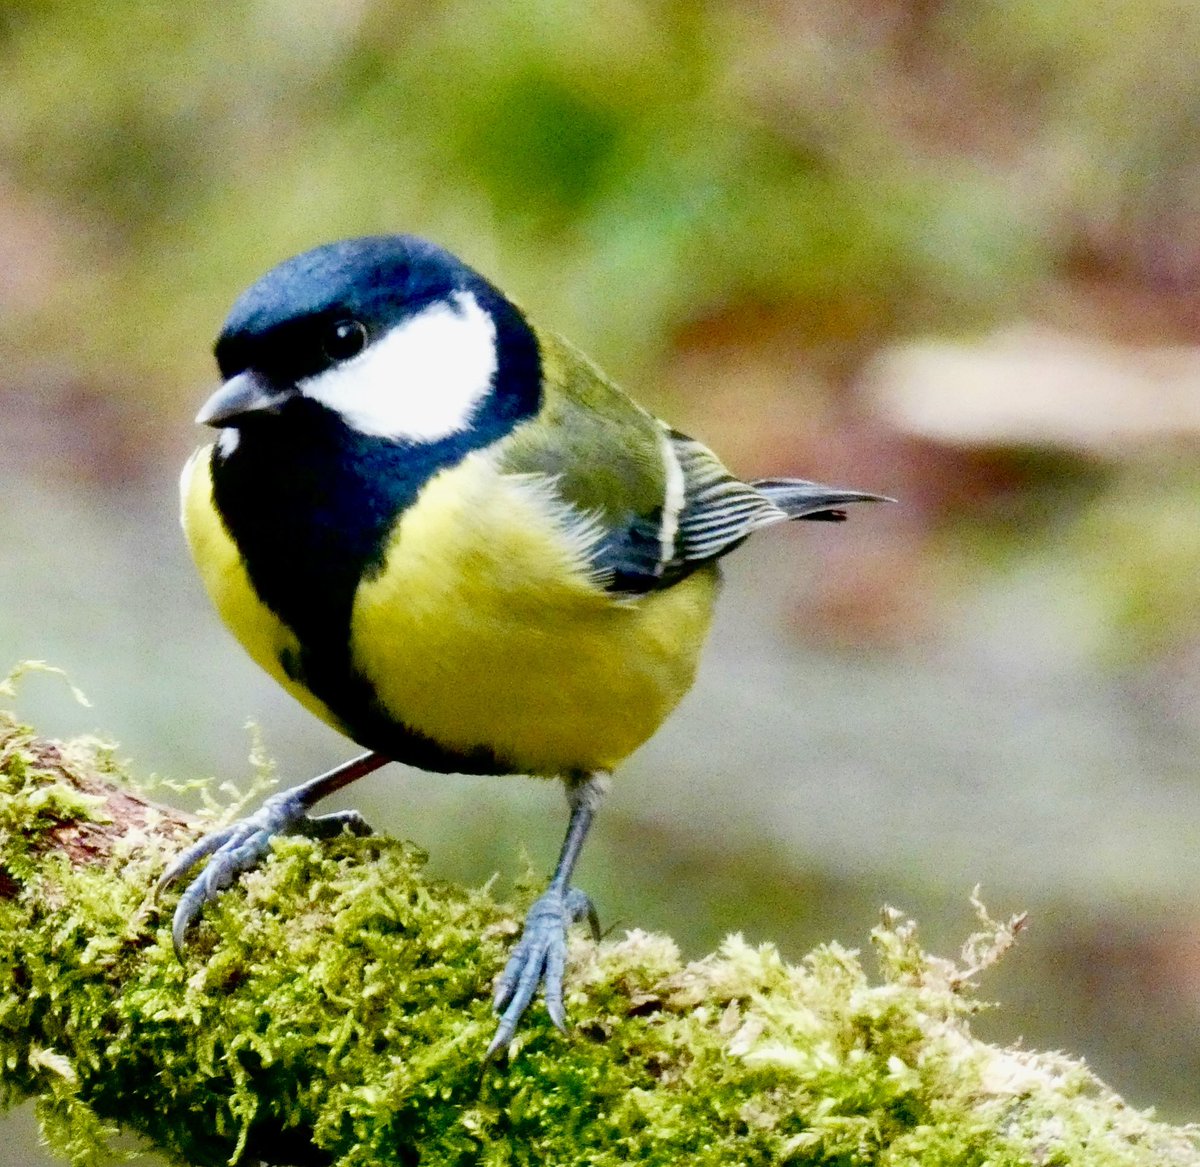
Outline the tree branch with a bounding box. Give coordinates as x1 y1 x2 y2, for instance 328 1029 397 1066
1 708 1197 1166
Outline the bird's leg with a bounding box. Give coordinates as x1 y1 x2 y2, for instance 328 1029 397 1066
488 770 607 1058
156 751 389 956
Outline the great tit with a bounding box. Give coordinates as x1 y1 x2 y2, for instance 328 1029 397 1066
159 234 887 1056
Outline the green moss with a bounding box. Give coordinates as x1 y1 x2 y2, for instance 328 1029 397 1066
1 713 1197 1166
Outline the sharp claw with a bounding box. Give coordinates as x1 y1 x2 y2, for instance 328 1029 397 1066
171 884 205 959
584 901 601 942
484 1020 514 1061
171 864 221 958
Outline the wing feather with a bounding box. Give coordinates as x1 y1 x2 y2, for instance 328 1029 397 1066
602 429 887 592
670 431 787 563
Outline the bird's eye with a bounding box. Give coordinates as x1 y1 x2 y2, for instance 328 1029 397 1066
322 319 368 363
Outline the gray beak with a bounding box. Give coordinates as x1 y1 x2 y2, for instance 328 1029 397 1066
196 370 290 427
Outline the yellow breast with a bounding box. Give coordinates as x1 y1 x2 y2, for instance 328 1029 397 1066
350 453 718 775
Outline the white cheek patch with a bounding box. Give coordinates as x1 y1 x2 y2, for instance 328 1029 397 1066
299 290 499 442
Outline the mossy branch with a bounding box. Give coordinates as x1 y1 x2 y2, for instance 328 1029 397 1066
0 709 1197 1167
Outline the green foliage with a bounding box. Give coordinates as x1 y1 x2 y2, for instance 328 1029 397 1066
1 711 1197 1166
0 0 1052 396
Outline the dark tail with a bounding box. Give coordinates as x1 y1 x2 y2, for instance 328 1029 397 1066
751 478 895 523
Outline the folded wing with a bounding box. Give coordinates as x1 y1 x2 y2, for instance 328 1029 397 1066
592 427 890 594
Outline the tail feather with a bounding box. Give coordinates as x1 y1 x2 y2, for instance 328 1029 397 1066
751 478 894 523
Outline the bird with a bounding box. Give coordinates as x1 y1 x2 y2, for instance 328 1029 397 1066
158 234 888 1057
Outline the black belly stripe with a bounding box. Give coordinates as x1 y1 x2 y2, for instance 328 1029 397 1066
209 401 510 773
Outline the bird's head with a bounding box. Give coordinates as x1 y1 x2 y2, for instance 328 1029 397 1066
199 236 541 451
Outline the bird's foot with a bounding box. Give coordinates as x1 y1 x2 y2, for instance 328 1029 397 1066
156 790 371 957
488 885 600 1058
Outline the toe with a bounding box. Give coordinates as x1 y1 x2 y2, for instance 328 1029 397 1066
155 824 239 897
543 939 568 1031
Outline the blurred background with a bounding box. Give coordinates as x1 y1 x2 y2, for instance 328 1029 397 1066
3 0 1200 1158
